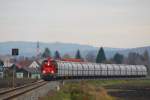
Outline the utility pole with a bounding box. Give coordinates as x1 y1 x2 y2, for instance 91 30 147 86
36 41 40 60
12 58 16 88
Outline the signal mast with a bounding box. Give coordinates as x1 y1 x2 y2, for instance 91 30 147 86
36 41 41 59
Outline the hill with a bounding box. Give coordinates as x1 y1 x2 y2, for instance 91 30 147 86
0 41 149 59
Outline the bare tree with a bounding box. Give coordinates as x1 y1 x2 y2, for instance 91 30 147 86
142 50 150 75
127 52 143 65
85 51 96 62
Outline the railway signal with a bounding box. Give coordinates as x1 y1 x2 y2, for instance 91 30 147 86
12 48 19 88
12 48 19 56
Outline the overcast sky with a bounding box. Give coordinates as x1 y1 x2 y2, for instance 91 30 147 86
0 0 150 48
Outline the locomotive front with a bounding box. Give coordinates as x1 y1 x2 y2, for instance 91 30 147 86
41 58 57 80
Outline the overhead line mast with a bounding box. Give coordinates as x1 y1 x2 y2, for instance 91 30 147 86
36 41 40 59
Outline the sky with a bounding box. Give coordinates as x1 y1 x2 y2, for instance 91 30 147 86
0 0 150 48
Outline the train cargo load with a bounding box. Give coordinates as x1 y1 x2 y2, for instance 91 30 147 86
41 58 147 81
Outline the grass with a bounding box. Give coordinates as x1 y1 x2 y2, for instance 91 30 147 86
41 79 150 100
41 80 115 100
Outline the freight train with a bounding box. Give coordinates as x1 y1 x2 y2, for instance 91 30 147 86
41 58 147 81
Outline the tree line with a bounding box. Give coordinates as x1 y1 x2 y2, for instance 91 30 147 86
41 47 149 66
41 48 83 60
42 47 150 75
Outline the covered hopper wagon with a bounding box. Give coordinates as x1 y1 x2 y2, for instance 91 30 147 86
41 58 147 81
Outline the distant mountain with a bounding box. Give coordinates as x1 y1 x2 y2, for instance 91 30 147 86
0 41 98 57
0 41 149 59
118 46 150 57
87 46 150 58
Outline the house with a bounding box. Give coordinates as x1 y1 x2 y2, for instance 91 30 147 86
7 60 41 79
9 64 29 79
0 60 4 78
23 67 41 79
16 60 41 79
28 61 40 68
27 60 41 79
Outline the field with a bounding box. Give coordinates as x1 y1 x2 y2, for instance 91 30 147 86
41 79 150 100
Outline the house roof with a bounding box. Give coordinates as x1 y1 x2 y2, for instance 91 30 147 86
28 61 40 68
23 67 40 73
10 64 40 74
8 59 42 74
17 60 33 68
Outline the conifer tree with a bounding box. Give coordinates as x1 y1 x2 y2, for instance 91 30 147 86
75 49 82 59
42 48 51 58
54 50 61 59
96 47 106 63
113 53 124 64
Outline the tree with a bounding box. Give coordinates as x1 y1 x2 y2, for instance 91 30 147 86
96 47 106 63
85 51 96 62
75 49 82 59
42 48 51 58
54 50 61 59
113 53 124 64
142 50 149 63
142 50 150 75
127 52 142 65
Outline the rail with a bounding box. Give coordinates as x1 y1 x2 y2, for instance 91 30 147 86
0 80 47 100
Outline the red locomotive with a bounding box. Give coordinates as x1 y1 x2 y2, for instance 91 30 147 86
41 58 58 80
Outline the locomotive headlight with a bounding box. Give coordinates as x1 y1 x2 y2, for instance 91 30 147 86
51 70 54 74
42 70 46 74
47 62 50 66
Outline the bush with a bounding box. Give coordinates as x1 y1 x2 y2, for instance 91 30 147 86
42 81 115 100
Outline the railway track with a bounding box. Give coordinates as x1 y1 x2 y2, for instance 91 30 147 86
0 80 47 100
55 77 150 84
50 76 150 81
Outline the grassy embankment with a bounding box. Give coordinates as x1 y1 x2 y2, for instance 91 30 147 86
41 79 150 100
